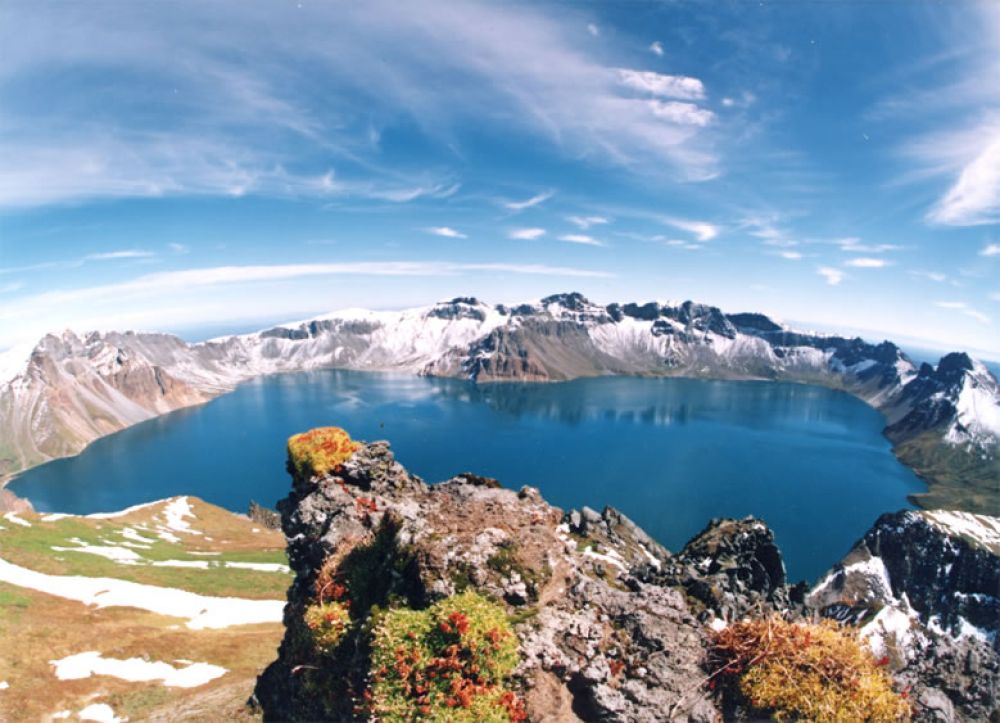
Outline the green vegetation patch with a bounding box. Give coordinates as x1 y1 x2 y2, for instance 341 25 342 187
0 516 289 598
367 591 526 721
304 601 351 654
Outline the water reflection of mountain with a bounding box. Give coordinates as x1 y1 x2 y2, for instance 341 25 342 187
421 374 847 430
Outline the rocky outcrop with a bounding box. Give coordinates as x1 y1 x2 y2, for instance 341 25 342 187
254 438 1000 721
809 509 1000 721
649 517 806 623
255 440 730 721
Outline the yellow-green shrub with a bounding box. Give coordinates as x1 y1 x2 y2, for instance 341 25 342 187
304 601 351 654
710 617 911 722
288 427 359 479
367 591 526 721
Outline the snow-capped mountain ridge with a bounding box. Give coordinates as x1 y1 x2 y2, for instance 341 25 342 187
2 293 998 512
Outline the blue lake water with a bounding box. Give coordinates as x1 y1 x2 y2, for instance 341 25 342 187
9 371 926 582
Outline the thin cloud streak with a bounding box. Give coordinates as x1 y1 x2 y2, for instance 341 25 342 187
503 190 556 212
425 227 467 239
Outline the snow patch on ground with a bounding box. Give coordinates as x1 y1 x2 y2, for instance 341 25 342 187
151 560 211 569
223 561 292 573
41 513 71 522
582 546 628 572
78 703 121 723
3 512 32 528
52 539 142 563
921 510 1000 553
161 496 201 535
861 597 918 658
51 651 227 688
0 557 284 629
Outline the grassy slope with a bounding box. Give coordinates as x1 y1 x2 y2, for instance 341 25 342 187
894 432 1000 513
0 497 288 721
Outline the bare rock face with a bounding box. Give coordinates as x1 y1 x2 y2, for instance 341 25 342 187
254 441 723 721
648 517 804 624
809 509 1000 722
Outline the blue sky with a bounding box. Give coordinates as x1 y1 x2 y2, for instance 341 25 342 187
1 1 999 357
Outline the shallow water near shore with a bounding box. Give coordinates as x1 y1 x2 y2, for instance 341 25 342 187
9 370 925 581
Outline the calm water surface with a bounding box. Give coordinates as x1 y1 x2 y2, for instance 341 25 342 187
10 371 926 581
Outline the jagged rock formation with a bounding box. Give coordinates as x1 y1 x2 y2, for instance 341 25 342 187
254 438 999 721
810 509 1000 721
2 294 997 511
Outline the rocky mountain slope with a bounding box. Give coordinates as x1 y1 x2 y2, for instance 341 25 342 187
2 293 998 511
254 433 999 721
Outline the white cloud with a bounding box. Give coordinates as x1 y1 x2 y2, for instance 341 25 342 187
0 2 723 208
661 217 718 242
935 300 991 324
503 190 555 212
616 69 705 100
648 100 714 127
981 243 1000 256
741 215 796 247
566 215 609 229
587 23 600 37
426 226 467 239
837 238 902 253
558 234 604 246
721 97 735 107
818 267 845 286
845 257 890 268
168 243 190 254
85 250 156 261
649 41 664 57
991 292 1000 302
909 270 948 283
926 131 1000 226
778 251 803 260
509 227 546 240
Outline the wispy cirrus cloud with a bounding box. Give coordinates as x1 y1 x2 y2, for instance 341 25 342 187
935 300 991 324
558 234 605 246
509 228 546 240
883 5 1000 227
425 226 467 239
566 215 609 229
84 250 157 261
0 2 724 209
503 191 556 212
661 216 719 242
836 238 902 253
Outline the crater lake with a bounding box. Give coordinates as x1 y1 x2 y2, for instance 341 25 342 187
8 370 926 582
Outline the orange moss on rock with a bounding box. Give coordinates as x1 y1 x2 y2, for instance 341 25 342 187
287 427 360 479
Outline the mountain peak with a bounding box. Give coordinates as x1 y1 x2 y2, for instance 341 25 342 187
540 291 592 310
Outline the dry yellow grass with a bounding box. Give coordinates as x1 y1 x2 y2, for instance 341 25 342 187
710 617 911 722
